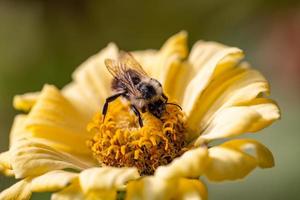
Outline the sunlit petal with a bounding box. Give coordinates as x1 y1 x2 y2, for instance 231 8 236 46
182 41 243 117
132 31 188 102
24 85 94 158
186 64 270 140
155 146 208 179
30 170 78 192
193 99 280 144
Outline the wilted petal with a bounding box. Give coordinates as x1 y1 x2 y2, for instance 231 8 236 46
126 177 207 200
79 167 140 193
193 99 280 144
0 151 13 176
11 138 92 179
30 170 78 192
183 41 244 117
155 146 208 179
13 91 40 112
0 179 32 200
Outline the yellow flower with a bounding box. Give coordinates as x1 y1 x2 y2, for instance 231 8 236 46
0 31 280 200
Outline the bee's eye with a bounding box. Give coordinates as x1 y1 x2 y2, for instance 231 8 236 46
132 76 141 85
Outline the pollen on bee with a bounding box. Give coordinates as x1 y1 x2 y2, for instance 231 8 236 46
87 99 186 175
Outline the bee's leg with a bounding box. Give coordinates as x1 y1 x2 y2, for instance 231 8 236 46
102 92 125 121
130 105 143 127
162 93 168 103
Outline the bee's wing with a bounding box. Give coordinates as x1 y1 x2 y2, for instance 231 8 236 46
104 58 140 96
119 51 148 76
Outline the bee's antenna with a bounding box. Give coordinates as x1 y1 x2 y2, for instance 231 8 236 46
166 102 182 110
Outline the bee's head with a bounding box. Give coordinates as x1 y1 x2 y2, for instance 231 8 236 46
148 99 166 118
137 78 162 100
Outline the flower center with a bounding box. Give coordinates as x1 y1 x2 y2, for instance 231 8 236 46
87 99 186 175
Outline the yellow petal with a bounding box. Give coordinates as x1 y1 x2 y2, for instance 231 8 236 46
186 64 270 141
221 139 274 168
9 114 27 147
25 85 94 157
64 43 119 118
132 31 188 102
0 151 13 176
51 179 85 200
240 98 281 132
126 177 176 200
0 179 32 200
13 91 39 112
30 170 78 192
52 179 116 200
176 178 207 200
204 146 257 181
193 99 280 144
11 138 92 179
183 41 244 117
155 146 208 179
126 177 207 200
79 167 140 193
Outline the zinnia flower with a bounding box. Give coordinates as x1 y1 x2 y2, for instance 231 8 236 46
0 31 280 200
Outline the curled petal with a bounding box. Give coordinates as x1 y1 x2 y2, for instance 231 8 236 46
194 101 279 145
183 41 244 118
13 91 39 112
155 146 208 179
79 167 140 193
186 64 271 141
0 179 32 200
220 139 274 168
204 139 274 181
0 151 13 176
126 177 207 200
193 99 280 144
30 170 78 192
205 146 256 181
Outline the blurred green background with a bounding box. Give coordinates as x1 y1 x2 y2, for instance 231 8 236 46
1 0 300 199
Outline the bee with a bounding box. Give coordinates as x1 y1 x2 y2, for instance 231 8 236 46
103 52 181 127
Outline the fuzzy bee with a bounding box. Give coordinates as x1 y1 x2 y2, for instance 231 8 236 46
103 52 181 127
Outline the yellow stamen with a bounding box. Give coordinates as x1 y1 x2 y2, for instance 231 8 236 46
87 99 186 175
